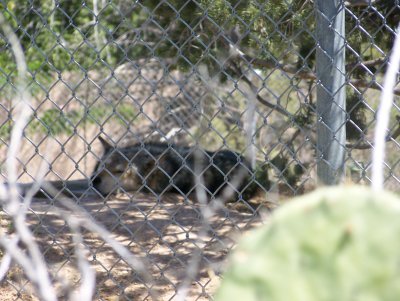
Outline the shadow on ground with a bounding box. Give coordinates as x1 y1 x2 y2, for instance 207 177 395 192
2 189 269 300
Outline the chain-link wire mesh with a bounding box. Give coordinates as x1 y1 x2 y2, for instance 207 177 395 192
0 0 399 300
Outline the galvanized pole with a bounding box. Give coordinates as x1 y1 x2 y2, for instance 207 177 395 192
315 0 346 185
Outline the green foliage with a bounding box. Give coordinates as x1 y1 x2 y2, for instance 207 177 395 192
114 103 139 125
0 104 138 140
253 162 270 191
197 118 246 151
293 103 315 127
0 122 11 140
215 186 400 301
270 153 306 187
35 108 78 136
346 91 368 140
0 0 396 77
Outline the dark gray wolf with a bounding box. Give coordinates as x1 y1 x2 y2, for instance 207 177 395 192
91 137 253 200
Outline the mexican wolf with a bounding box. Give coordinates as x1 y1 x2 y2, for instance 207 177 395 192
91 137 253 200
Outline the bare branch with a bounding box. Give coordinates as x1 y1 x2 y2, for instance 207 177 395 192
229 62 293 118
240 54 400 96
346 57 387 71
346 118 400 150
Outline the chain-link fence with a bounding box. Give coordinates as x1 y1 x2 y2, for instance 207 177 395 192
0 0 399 300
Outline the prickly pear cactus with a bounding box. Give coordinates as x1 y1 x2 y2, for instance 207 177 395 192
215 186 400 301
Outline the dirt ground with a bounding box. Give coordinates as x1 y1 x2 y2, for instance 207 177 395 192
0 189 271 300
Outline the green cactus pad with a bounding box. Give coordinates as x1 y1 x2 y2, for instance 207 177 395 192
215 186 400 301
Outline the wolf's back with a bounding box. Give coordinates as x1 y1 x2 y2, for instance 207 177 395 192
92 139 253 199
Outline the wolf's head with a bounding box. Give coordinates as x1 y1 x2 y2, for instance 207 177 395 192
91 137 142 196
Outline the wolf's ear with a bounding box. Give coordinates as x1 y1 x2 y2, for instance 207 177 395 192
98 136 113 152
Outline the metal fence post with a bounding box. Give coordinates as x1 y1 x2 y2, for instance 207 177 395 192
315 0 346 185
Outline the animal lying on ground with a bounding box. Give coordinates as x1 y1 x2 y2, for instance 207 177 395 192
91 137 254 200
